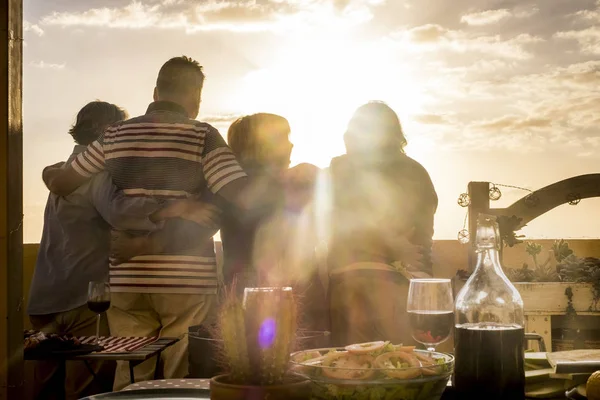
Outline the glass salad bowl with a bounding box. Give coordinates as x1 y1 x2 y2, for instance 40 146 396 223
289 342 454 400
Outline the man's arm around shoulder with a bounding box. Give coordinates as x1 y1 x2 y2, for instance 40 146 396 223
43 139 107 196
43 163 91 197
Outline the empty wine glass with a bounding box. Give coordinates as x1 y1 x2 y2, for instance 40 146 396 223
407 278 454 352
87 281 111 346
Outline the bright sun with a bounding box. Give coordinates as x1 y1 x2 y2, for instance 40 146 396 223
232 33 429 168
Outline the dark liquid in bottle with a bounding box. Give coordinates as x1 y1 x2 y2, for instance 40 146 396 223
408 311 454 345
454 323 525 400
87 300 110 314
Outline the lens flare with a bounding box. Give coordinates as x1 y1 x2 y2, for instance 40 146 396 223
258 317 277 348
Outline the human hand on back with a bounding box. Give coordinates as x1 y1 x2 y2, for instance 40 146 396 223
284 163 320 188
110 231 151 266
282 163 320 212
150 200 221 228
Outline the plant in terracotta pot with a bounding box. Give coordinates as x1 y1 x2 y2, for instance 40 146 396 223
210 286 309 400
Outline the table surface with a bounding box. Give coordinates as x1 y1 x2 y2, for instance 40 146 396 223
82 384 574 400
25 337 179 362
86 375 581 400
82 388 210 399
124 379 211 391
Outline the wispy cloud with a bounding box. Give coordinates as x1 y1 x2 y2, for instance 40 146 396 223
412 113 450 125
39 0 380 33
202 113 240 123
555 26 600 55
514 7 540 19
24 20 44 36
550 61 600 85
572 0 600 22
460 6 538 26
392 24 543 59
199 113 240 134
441 129 548 153
474 115 552 131
461 9 512 26
441 61 600 151
433 113 555 152
29 61 65 70
406 24 447 43
463 33 543 59
42 2 176 30
556 1 600 54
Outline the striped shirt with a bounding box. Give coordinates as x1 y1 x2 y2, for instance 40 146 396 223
71 100 247 294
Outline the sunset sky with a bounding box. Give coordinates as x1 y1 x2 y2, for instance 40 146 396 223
22 0 600 243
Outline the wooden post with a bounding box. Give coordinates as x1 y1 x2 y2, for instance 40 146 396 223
467 182 490 272
0 0 23 398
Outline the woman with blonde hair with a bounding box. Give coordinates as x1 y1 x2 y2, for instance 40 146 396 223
221 113 327 332
222 114 319 284
221 113 293 287
227 113 294 177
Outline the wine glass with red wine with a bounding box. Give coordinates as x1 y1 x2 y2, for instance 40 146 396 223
87 281 111 346
407 278 454 352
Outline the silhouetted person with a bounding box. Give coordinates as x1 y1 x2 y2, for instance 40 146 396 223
221 113 295 290
327 101 438 346
220 113 327 334
28 102 165 399
41 57 247 389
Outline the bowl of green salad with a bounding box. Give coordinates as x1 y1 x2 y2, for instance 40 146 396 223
290 341 453 400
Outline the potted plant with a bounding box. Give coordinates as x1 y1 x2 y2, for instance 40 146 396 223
210 286 310 400
503 240 600 312
456 240 600 312
455 239 600 351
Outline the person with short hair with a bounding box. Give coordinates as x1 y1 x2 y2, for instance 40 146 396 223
327 101 438 346
227 114 327 333
28 101 168 400
221 113 295 289
41 56 284 389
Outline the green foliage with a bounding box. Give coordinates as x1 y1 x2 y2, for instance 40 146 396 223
218 291 251 383
552 240 600 311
506 241 559 282
557 255 600 311
464 237 599 314
552 239 574 263
497 215 526 247
506 263 535 283
525 242 543 258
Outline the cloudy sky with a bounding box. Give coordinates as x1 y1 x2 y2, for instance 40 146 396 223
23 0 600 243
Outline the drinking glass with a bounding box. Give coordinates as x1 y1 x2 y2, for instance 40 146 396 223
87 281 111 345
407 278 454 352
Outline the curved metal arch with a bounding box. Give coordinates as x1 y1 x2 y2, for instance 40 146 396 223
489 174 600 230
466 174 600 271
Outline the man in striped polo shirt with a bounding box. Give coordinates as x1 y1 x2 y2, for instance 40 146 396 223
42 56 253 389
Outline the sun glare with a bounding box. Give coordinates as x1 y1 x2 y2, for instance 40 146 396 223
231 34 429 168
